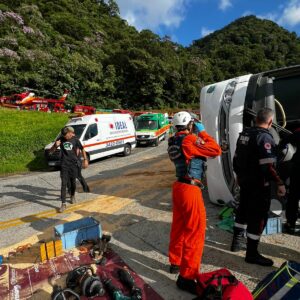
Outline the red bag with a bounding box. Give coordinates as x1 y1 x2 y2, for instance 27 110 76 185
194 268 253 300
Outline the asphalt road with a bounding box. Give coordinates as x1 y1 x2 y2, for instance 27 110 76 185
1 140 299 300
0 142 168 248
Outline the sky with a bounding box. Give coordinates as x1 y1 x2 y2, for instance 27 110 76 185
115 0 300 46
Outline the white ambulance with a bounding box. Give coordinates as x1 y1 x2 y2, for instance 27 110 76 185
200 65 300 206
45 114 136 166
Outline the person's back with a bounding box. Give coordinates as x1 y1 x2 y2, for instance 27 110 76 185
233 126 275 185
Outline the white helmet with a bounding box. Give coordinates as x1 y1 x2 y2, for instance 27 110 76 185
172 111 192 126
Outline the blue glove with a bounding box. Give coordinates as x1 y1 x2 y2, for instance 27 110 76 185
194 122 205 133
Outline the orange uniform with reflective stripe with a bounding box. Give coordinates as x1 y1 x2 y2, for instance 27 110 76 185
169 131 221 279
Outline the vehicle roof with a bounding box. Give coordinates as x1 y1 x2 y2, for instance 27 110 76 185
67 113 132 125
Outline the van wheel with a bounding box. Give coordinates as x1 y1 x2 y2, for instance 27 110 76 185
153 138 159 147
123 144 131 156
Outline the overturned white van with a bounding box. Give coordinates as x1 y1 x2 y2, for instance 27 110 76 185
200 65 300 205
45 114 136 166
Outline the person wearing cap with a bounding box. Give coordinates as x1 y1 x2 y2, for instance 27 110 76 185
50 126 88 213
167 111 221 294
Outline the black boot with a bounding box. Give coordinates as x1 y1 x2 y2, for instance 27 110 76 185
169 264 180 274
245 237 273 266
231 227 246 252
176 275 197 295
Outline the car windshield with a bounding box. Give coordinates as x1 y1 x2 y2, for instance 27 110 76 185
136 120 158 130
71 124 87 138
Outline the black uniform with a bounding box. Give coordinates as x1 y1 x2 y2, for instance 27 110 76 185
281 129 300 228
233 127 283 239
58 136 84 203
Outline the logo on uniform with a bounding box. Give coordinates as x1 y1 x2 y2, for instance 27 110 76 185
109 123 114 129
264 143 271 150
63 142 73 151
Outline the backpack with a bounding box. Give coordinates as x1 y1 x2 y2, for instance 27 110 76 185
194 268 253 300
252 261 300 300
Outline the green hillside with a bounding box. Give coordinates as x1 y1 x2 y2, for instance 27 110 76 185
190 16 300 81
0 108 68 175
1 2 300 109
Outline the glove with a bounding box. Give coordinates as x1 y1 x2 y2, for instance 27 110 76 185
194 122 205 133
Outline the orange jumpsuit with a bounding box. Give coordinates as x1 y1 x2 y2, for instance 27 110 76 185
169 131 221 279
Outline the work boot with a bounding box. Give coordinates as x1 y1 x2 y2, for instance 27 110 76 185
59 203 66 213
230 227 247 252
176 275 197 295
245 237 273 267
70 195 76 204
169 264 180 274
231 236 247 252
284 222 296 234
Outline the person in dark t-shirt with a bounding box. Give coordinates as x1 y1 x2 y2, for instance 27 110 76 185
50 126 88 212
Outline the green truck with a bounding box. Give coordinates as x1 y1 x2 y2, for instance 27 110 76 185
135 113 170 146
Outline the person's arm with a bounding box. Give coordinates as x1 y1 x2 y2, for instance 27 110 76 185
81 149 88 169
49 138 61 154
77 139 88 168
182 132 222 159
257 133 286 196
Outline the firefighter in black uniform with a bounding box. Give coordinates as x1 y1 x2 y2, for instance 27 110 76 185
231 108 286 266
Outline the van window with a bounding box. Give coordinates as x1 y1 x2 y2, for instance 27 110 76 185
71 124 87 138
136 120 158 130
84 123 98 140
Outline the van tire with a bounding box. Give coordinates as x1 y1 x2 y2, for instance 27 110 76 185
153 138 159 147
123 144 131 156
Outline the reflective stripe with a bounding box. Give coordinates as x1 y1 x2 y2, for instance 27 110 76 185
247 233 260 240
269 273 300 300
234 223 247 229
259 158 276 165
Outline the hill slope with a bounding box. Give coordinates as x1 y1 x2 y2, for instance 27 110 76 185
1 2 300 108
190 16 300 81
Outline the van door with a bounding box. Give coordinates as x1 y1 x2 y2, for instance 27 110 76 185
82 123 99 161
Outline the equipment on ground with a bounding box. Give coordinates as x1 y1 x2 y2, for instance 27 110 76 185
194 268 253 299
51 285 80 300
103 277 131 300
66 265 105 297
252 260 300 299
118 268 142 300
90 234 111 265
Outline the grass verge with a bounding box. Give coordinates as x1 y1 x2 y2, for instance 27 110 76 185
0 108 69 175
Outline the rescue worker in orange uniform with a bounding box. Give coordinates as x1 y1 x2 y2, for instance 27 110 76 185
167 111 222 294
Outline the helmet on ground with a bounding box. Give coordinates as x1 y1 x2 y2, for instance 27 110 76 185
172 111 192 127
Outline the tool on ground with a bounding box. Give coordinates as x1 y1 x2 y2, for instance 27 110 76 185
16 243 32 254
103 277 131 300
66 265 105 297
51 284 80 300
90 233 111 265
118 268 143 300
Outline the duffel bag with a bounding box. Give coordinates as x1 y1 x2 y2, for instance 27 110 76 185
194 268 253 300
253 261 300 300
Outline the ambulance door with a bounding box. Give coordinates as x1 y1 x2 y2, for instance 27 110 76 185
82 122 100 161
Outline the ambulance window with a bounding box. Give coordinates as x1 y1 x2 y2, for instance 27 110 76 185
84 123 98 140
71 124 86 138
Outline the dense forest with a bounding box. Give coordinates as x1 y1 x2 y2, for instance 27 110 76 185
1 0 300 109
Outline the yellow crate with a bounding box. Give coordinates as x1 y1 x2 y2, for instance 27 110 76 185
54 239 63 257
40 243 47 263
46 241 55 259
